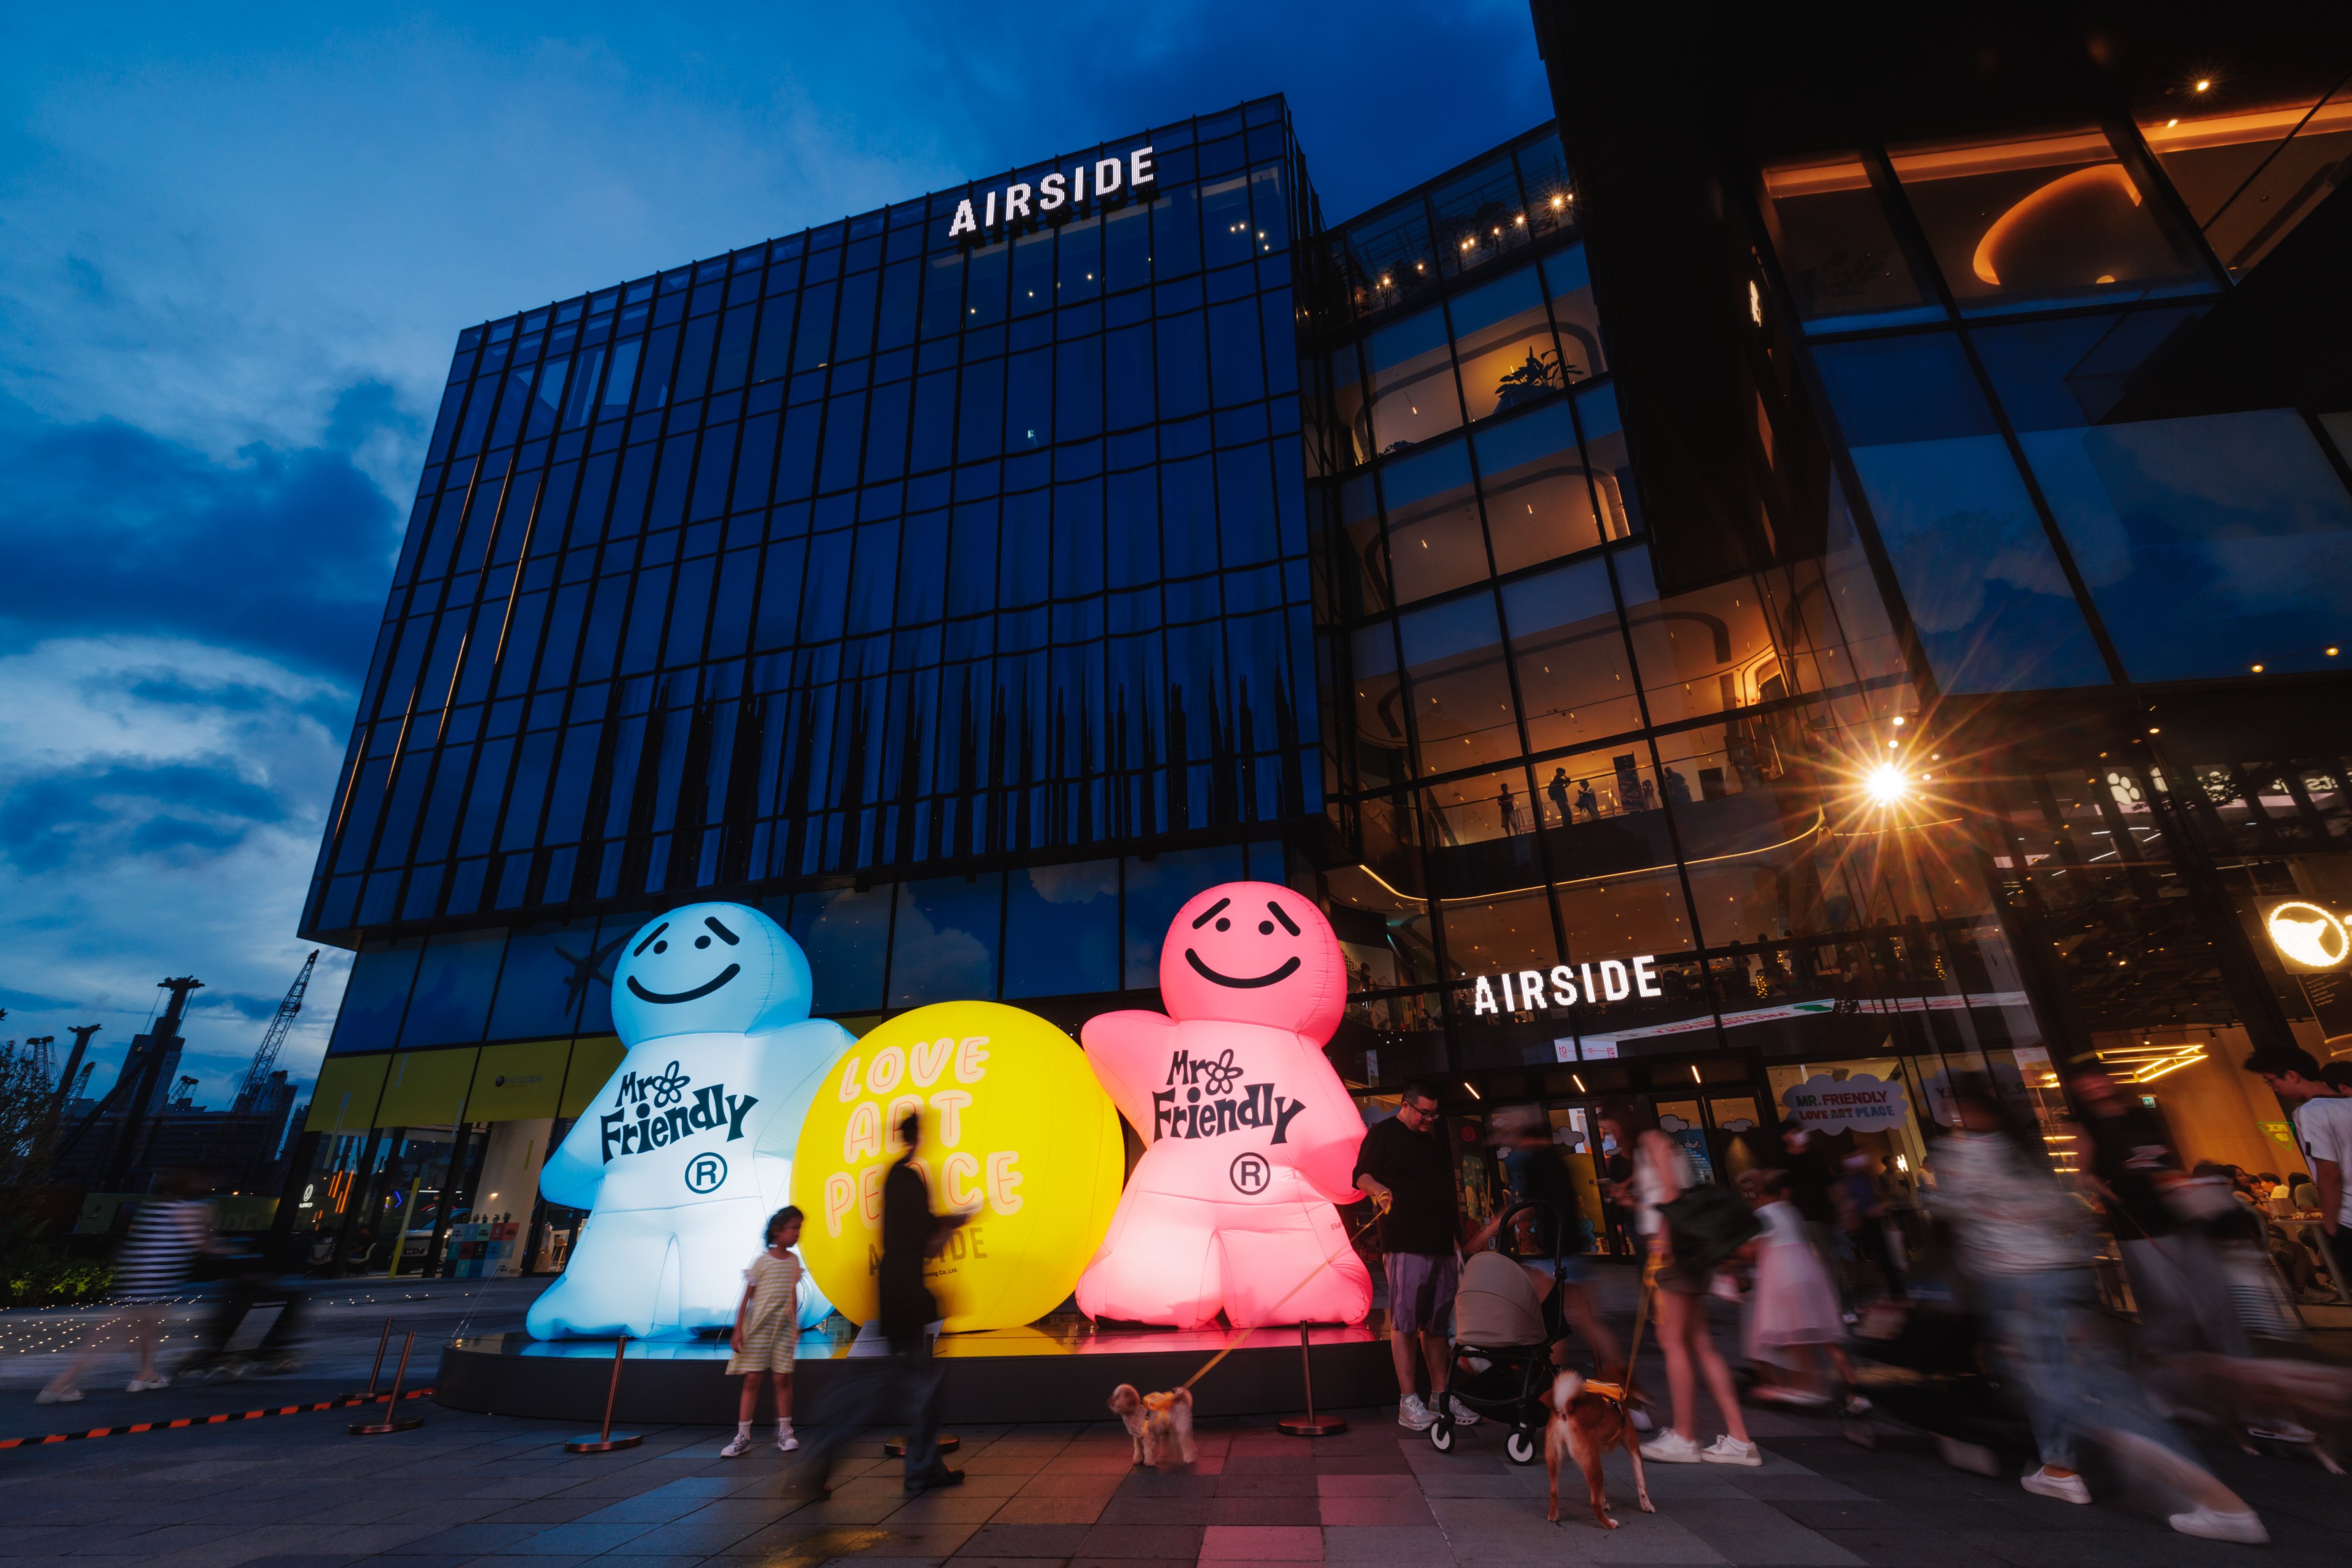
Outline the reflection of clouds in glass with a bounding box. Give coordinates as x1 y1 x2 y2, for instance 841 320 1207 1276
1025 860 1115 905
1656 1113 1692 1134
889 902 992 999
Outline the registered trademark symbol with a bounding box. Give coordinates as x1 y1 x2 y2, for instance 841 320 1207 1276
685 1152 728 1194
1229 1151 1270 1195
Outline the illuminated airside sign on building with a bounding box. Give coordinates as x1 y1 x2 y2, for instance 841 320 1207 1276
948 147 1158 240
1469 957 1664 1016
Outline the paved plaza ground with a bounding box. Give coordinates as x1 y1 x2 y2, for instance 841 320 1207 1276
2 1272 2347 1567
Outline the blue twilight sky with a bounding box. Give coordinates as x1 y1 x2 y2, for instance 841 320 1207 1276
0 4 1551 1106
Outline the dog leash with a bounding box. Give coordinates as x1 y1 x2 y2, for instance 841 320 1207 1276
1177 1210 1389 1392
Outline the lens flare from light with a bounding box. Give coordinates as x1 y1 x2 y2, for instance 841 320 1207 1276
1865 763 1910 806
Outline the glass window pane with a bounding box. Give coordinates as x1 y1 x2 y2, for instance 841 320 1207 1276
1381 438 1487 603
1123 845 1245 987
329 937 423 1053
1816 334 2109 692
1350 621 1407 780
1342 202 1439 320
484 917 607 1040
1572 386 1640 539
1502 558 1639 752
1517 135 1576 240
1439 884 1558 979
1399 592 1518 772
398 927 507 1048
1975 310 2352 682
1615 547 1786 728
1554 864 1694 963
1539 248 1607 381
1475 401 1603 572
1365 306 1462 454
2142 89 2352 273
889 874 1002 1007
1890 128 2212 315
1431 155 1530 276
790 885 891 1013
1759 152 1942 331
1003 859 1119 998
1450 267 1563 423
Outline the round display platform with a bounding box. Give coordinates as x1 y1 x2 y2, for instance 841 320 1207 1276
434 1314 1395 1426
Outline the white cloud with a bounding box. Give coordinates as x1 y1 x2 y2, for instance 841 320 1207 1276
0 636 356 1106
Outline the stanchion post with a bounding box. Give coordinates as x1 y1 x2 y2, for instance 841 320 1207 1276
349 1331 425 1435
345 1316 393 1402
1277 1322 1346 1436
565 1334 644 1453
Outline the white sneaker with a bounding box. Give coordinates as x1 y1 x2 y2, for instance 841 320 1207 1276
721 1432 754 1458
1701 1435 1762 1466
2169 1506 2267 1544
126 1376 170 1393
1639 1428 1703 1463
776 1432 799 1453
1445 1395 1482 1427
34 1388 82 1405
1396 1393 1437 1431
2020 1467 2091 1505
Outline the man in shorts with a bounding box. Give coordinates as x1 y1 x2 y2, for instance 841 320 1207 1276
1353 1081 1476 1430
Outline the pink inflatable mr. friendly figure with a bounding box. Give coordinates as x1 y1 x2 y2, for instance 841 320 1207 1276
1076 881 1373 1328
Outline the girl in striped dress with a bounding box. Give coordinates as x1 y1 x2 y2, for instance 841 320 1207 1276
723 1206 805 1457
39 1174 218 1404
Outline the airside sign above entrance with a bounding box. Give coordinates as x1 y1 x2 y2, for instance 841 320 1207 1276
948 147 1158 241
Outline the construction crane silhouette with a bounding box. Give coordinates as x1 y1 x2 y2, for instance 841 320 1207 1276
235 952 318 1114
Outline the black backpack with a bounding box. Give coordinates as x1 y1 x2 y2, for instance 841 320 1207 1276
1658 1182 1761 1272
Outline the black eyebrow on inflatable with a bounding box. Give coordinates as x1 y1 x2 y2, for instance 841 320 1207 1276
1268 902 1300 936
632 922 670 956
1191 897 1232 928
704 916 740 945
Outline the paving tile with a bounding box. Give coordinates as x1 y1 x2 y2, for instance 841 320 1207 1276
1207 1499 1321 1527
1211 1475 1319 1499
1319 1524 1448 1562
1070 1523 1204 1559
1655 1499 1865 1566
959 1524 1096 1557
1315 1496 1430 1527
1198 1525 1322 1561
988 1499 1110 1525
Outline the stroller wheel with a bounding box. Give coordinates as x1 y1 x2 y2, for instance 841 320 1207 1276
1427 1417 1455 1453
1504 1427 1539 1466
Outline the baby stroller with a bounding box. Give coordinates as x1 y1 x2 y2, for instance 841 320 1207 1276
1430 1202 1576 1464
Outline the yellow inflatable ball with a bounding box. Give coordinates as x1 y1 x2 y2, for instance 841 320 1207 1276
790 1001 1123 1332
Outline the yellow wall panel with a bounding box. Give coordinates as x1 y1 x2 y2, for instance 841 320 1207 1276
468 1040 571 1122
304 1055 391 1135
559 1035 626 1117
376 1046 480 1128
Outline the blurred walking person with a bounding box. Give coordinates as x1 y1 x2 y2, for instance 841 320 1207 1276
1736 1169 1866 1413
1600 1101 1760 1467
1932 1075 2266 1544
1465 1109 1622 1374
39 1173 219 1404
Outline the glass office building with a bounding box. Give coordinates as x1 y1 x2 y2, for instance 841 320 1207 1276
291 14 2352 1273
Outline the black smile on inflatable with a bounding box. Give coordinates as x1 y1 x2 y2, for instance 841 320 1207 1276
1183 950 1301 989
627 964 741 1003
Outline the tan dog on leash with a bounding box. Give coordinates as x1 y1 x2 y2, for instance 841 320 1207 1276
1544 1370 1654 1528
1110 1384 1198 1467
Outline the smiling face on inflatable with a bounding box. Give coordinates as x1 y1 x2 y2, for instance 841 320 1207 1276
610 901 813 1042
1158 882 1346 1037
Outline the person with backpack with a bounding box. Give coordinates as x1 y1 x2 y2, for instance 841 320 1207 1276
1598 1100 1761 1466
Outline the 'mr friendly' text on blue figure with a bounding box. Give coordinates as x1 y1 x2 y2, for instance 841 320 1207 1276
528 901 850 1338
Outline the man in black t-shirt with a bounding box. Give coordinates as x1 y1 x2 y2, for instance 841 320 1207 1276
1353 1082 1470 1431
2071 1067 2245 1355
800 1112 970 1494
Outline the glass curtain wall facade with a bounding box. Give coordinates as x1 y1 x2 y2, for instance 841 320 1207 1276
1293 128 2033 1108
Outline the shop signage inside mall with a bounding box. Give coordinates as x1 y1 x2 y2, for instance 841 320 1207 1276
947 146 1157 239
1780 1071 1910 1132
2261 897 2350 971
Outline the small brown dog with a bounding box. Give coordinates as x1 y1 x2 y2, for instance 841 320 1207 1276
1544 1370 1653 1529
1109 1384 1198 1467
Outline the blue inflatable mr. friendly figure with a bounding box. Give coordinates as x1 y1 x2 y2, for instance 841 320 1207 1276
528 902 851 1339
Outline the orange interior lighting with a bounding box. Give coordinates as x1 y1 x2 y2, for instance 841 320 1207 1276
1972 164 2141 285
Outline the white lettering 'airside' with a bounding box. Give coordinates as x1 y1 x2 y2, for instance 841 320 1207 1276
949 146 1156 240
1470 957 1663 1015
